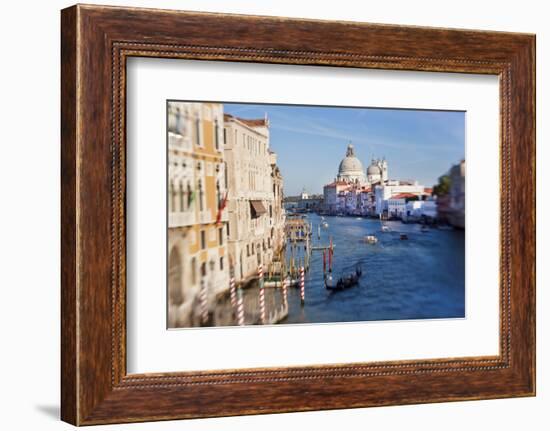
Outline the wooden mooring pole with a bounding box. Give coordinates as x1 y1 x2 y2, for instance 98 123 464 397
258 264 266 324
299 266 305 305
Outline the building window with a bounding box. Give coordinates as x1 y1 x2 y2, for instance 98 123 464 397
246 244 249 257
219 257 224 271
218 227 223 245
200 230 206 250
198 180 204 211
187 182 193 209
194 115 201 146
179 181 185 212
175 108 185 135
200 262 206 277
226 221 230 238
216 181 221 210
224 162 228 189
191 257 197 285
169 179 175 212
214 119 220 150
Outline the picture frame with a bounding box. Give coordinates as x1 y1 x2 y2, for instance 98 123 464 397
61 4 535 425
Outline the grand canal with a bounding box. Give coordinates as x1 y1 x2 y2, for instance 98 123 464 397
281 213 465 324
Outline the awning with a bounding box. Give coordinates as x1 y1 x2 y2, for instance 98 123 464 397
250 200 267 218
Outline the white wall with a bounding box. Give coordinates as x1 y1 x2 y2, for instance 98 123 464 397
0 0 547 430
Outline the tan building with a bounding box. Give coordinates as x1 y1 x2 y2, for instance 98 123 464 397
270 158 286 255
223 113 284 283
167 102 229 328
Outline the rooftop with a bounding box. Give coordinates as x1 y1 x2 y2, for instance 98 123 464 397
224 113 268 128
390 192 418 200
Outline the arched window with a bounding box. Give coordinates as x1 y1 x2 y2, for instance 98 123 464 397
198 180 204 211
194 114 201 146
168 105 177 133
214 119 220 150
179 181 185 212
224 162 228 189
187 182 193 209
175 108 183 134
169 179 175 212
216 180 220 210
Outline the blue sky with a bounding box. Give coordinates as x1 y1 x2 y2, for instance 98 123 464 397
224 103 465 196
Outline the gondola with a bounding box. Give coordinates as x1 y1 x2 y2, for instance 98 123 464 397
326 265 363 290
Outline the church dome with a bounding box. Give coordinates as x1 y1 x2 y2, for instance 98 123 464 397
367 163 381 175
338 156 364 174
338 144 364 175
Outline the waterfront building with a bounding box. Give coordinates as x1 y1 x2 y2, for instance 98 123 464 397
286 188 324 212
387 193 414 219
223 113 284 283
324 143 428 217
436 160 465 228
323 180 350 214
374 182 427 216
271 155 286 253
406 199 437 219
167 102 229 328
359 188 376 216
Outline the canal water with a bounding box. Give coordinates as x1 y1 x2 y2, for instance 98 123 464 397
281 213 465 324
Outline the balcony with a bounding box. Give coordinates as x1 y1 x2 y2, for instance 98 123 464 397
168 133 192 153
169 211 196 228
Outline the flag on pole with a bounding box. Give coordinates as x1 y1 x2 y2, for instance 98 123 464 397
215 191 228 225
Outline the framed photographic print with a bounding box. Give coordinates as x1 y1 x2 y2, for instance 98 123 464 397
61 4 536 425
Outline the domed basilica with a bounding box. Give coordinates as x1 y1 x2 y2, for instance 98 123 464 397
336 143 388 185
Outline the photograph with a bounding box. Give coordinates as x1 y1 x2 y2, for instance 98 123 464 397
50 2 537 426
167 101 466 328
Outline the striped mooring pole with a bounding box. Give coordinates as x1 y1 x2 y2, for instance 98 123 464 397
229 271 237 309
299 266 305 305
236 288 245 326
258 264 266 324
199 279 209 325
282 275 289 309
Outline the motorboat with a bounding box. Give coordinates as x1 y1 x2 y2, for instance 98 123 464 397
400 233 409 240
364 235 378 244
381 224 391 232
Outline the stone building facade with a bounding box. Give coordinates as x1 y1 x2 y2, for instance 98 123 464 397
167 102 229 328
223 113 284 284
437 160 465 228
